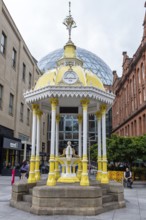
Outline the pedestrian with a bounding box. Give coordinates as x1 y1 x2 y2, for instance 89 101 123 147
124 167 133 188
20 160 29 180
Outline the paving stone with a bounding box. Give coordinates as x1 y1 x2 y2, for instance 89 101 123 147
0 176 146 220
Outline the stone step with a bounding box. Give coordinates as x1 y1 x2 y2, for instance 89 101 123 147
102 194 115 203
29 188 32 195
23 194 32 203
103 201 119 212
36 179 47 186
10 200 31 213
102 188 107 195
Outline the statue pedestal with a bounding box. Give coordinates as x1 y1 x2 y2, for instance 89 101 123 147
57 157 80 183
58 173 79 183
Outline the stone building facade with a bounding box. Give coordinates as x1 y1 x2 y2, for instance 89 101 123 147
112 4 146 137
0 0 47 173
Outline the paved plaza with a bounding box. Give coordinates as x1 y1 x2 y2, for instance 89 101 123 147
0 175 146 220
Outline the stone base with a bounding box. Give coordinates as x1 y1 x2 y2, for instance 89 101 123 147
31 185 102 215
10 180 126 216
57 176 79 183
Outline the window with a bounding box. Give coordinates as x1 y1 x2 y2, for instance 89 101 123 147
0 85 3 109
27 108 30 125
12 48 17 68
144 88 146 101
141 63 145 80
133 76 136 94
0 32 7 55
20 103 24 122
130 80 133 96
140 92 142 105
9 93 14 115
28 72 32 89
138 68 141 85
22 63 26 82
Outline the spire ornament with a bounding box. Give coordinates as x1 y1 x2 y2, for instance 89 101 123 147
63 2 77 43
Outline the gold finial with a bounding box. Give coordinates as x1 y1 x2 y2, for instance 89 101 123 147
63 2 77 43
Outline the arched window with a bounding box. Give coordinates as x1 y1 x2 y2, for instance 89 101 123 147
141 63 145 80
133 75 136 94
137 68 141 85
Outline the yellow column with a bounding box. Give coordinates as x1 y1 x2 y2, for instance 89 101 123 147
96 111 102 181
28 104 38 183
35 110 43 181
80 99 90 186
47 98 58 186
55 114 60 180
100 104 109 184
77 114 82 180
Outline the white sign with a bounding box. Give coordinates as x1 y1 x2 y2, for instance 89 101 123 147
10 143 18 149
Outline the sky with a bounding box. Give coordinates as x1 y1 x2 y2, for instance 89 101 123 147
3 0 145 76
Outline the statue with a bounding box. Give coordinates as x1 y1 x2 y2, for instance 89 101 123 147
65 141 73 160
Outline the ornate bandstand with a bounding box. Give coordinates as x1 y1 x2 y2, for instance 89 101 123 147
10 3 125 216
24 18 114 186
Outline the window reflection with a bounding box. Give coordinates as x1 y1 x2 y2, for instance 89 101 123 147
73 121 78 131
89 121 95 132
65 120 72 131
59 132 64 140
73 133 78 140
65 133 72 139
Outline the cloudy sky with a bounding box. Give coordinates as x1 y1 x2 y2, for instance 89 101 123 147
3 0 145 76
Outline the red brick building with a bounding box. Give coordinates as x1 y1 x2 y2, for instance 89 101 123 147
112 3 146 137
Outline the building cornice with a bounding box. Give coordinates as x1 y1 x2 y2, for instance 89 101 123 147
115 43 146 95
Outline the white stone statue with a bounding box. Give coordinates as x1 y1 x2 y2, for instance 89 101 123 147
65 141 73 160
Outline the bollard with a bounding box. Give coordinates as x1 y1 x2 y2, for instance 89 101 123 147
11 167 15 185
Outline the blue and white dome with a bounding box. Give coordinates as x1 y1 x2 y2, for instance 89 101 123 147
38 47 113 85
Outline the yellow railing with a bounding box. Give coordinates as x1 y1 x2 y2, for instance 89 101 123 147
108 171 124 183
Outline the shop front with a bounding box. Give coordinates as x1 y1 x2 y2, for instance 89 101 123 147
1 137 22 176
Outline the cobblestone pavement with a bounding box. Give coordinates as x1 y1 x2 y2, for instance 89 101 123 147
0 176 146 220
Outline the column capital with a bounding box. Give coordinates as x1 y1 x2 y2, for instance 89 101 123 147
36 109 43 118
32 104 39 113
77 114 83 123
100 104 107 114
95 111 102 119
56 114 60 123
80 99 89 110
50 98 58 110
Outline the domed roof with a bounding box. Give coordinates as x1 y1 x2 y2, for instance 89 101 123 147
38 47 113 85
34 65 105 91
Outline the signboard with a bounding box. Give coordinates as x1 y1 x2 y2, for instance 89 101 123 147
3 137 22 150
